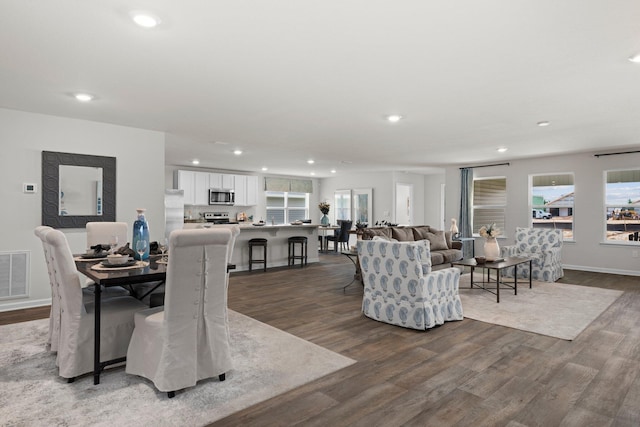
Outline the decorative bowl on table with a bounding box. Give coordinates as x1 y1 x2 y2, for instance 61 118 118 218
106 254 130 265
474 256 486 264
290 220 303 225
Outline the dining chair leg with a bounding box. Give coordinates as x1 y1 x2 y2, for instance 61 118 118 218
168 391 176 399
219 373 226 381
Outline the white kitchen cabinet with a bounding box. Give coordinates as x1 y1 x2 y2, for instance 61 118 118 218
232 174 258 206
209 173 222 189
233 174 247 205
194 172 209 205
246 175 258 206
222 174 234 189
176 170 196 205
176 170 210 205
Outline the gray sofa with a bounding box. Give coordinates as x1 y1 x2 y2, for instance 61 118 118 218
360 225 463 270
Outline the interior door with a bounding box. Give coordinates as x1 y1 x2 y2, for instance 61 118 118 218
395 183 413 225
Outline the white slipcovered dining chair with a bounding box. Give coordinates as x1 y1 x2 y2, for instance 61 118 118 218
85 221 132 297
34 226 59 352
126 227 236 398
45 229 147 381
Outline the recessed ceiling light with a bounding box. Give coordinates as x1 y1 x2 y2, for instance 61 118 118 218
537 121 550 127
192 159 200 165
233 150 242 155
331 169 337 174
386 114 403 123
307 159 315 164
628 53 640 63
497 147 508 153
261 167 268 171
74 93 94 102
310 172 315 176
130 11 161 28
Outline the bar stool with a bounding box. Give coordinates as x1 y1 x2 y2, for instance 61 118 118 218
248 238 268 272
288 236 308 267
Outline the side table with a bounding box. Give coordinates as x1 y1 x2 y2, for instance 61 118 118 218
341 250 361 292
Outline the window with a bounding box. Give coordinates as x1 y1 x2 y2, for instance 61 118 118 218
265 192 308 224
472 177 506 235
605 169 640 243
334 190 351 222
530 173 574 240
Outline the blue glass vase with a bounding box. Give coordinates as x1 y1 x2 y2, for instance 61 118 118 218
321 214 329 225
132 208 150 260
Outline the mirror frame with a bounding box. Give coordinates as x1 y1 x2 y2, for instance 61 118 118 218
42 151 116 228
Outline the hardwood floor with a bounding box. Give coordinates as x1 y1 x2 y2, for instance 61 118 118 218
3 255 640 426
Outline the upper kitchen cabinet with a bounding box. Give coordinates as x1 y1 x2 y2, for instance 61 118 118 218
176 170 257 206
233 174 258 206
209 173 234 190
175 170 196 205
175 170 209 205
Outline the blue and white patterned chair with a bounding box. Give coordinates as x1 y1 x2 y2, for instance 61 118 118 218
357 239 463 330
500 227 564 282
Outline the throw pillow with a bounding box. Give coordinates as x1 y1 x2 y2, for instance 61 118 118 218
391 227 415 241
362 228 392 240
425 230 448 251
412 226 431 241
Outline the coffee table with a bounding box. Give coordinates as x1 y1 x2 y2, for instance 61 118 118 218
452 256 532 303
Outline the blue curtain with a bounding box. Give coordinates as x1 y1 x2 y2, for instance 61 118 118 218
459 168 473 254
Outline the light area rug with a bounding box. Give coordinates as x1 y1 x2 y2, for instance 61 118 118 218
0 310 355 427
458 274 623 341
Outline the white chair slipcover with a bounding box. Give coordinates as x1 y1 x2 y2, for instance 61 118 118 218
34 226 59 352
86 221 128 249
126 226 237 397
85 221 131 297
45 229 147 380
500 227 564 282
357 239 463 330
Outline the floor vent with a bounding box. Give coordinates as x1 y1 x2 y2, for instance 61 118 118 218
0 251 29 299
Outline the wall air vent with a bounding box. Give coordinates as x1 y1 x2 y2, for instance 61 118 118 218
0 251 29 300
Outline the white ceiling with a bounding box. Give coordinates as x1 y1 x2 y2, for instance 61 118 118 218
2 1 640 177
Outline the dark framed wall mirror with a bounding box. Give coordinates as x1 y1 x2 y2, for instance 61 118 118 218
42 151 116 228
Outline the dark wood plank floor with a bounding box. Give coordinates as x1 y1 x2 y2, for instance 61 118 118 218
3 255 640 426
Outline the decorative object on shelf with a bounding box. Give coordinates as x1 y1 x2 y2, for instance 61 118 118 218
479 223 500 261
450 218 459 239
132 208 150 260
355 220 368 229
319 201 330 225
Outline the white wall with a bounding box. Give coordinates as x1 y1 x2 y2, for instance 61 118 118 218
444 151 640 276
424 174 446 229
0 108 165 311
319 171 434 227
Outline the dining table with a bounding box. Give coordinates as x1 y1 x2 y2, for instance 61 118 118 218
75 255 167 385
318 225 339 252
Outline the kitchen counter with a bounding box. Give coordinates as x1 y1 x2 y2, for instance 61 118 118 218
185 223 321 271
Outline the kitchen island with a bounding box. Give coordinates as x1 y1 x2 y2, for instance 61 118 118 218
184 222 320 272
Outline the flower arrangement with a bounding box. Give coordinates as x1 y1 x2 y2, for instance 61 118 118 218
318 202 330 215
479 223 500 239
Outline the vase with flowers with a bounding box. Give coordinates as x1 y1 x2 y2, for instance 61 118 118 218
318 202 330 225
479 223 501 261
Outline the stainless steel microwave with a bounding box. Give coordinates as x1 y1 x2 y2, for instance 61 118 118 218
209 188 235 205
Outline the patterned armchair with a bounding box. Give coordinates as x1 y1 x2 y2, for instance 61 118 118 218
357 239 463 330
500 227 564 282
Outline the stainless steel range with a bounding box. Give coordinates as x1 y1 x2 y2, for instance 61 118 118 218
203 212 237 224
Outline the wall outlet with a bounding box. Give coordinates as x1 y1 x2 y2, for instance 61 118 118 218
633 250 639 258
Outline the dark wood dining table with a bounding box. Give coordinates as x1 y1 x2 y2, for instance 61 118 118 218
75 256 167 385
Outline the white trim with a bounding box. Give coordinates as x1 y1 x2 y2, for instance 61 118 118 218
563 265 640 277
0 298 51 312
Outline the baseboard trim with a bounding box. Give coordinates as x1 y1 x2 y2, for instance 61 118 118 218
563 264 640 277
0 298 51 313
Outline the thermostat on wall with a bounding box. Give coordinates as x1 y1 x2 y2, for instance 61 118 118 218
23 183 37 193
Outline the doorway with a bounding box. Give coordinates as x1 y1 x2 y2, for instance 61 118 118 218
395 183 413 225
